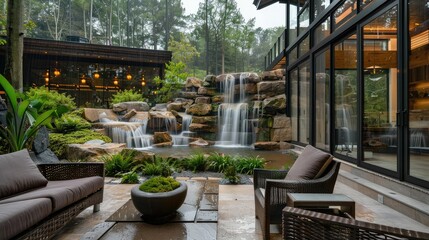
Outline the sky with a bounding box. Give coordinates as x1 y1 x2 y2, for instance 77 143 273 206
181 0 286 29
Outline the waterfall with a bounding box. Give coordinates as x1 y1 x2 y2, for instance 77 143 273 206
172 113 193 146
103 121 152 148
217 73 255 146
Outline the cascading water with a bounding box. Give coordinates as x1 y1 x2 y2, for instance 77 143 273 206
217 73 256 146
172 114 193 146
102 120 152 148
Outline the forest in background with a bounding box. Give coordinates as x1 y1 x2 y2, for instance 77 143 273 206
0 0 285 78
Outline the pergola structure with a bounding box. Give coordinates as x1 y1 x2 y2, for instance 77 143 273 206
0 37 172 106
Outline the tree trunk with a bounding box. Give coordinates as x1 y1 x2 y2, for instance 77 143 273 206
108 0 113 45
89 0 93 42
5 0 24 91
221 0 228 74
205 0 209 75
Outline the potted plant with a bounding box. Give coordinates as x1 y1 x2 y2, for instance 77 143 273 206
131 176 187 224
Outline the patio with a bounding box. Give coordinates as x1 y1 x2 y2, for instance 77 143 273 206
54 171 429 240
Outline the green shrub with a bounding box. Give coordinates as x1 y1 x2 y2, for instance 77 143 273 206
207 152 234 173
183 153 208 172
121 172 140 184
102 153 135 177
111 89 145 104
139 176 180 193
140 156 176 177
49 129 112 159
235 156 265 175
25 86 76 112
53 112 91 133
224 165 240 184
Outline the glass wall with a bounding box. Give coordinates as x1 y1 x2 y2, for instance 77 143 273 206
314 0 330 18
334 0 357 30
299 61 311 143
314 17 331 45
291 68 299 141
408 0 429 181
334 34 358 157
315 48 330 150
362 6 398 172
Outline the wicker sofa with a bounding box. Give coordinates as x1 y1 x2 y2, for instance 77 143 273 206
0 150 104 240
282 207 429 240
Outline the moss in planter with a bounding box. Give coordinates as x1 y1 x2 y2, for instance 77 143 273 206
139 176 180 193
49 129 112 159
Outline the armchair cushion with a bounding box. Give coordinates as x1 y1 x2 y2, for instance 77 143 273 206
0 150 48 199
285 145 332 180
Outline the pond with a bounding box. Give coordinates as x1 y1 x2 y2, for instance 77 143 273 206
136 146 296 170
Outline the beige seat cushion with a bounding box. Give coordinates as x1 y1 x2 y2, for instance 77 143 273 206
0 198 52 240
0 176 103 212
0 150 48 199
285 145 332 180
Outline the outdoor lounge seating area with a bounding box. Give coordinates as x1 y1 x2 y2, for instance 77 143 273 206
0 150 104 240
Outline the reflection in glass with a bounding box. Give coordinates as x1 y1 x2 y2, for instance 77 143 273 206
314 0 331 18
289 47 298 65
408 0 429 181
334 34 357 157
299 7 310 35
291 69 299 141
289 4 299 44
299 35 310 57
360 0 375 10
299 61 311 143
315 17 331 45
334 0 357 30
362 6 398 172
315 48 330 150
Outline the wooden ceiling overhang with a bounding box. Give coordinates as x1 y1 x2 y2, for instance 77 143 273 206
1 38 172 66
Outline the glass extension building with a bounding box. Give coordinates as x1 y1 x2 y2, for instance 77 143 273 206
255 0 429 188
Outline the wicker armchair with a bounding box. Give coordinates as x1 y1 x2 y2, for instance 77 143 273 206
254 160 341 240
282 207 429 240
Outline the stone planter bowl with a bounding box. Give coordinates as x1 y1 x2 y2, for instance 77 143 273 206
131 181 187 223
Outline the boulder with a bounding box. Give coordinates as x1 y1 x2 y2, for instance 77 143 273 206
189 138 210 147
260 70 283 80
153 132 173 144
85 139 106 145
211 95 224 103
33 126 50 154
195 97 211 104
167 102 184 112
257 81 285 97
122 109 137 120
32 149 60 164
197 87 217 96
185 77 202 89
191 116 217 124
204 75 217 84
154 103 167 111
129 112 150 122
83 108 118 122
263 95 287 115
189 123 217 133
66 143 126 162
152 142 173 148
112 101 150 113
271 128 292 142
181 92 198 99
186 103 212 116
254 142 280 151
272 115 291 129
245 83 257 94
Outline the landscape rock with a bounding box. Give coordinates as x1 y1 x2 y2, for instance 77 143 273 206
112 101 150 113
272 115 291 129
271 128 292 142
167 102 184 112
254 142 280 151
153 132 173 144
66 143 126 162
263 95 287 115
33 126 49 154
32 149 60 164
186 103 212 116
152 142 173 147
185 77 202 89
195 97 211 104
189 138 210 147
122 109 137 120
189 123 217 133
191 116 217 124
129 112 149 122
84 108 118 122
257 81 285 97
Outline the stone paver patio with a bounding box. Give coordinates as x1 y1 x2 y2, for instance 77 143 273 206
54 177 429 240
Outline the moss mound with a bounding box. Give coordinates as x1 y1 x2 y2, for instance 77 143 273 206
49 129 112 159
139 176 180 193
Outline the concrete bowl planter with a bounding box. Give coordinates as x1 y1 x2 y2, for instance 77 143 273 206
131 181 187 224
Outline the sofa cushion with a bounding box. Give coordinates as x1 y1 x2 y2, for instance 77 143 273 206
0 198 52 240
0 176 103 212
0 150 48 199
285 145 332 181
